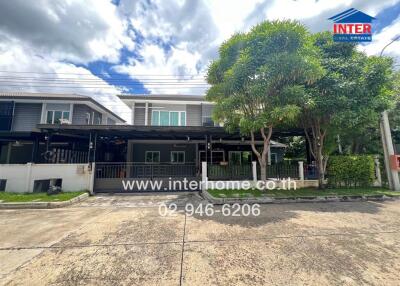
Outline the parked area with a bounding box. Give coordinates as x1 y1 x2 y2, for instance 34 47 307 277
1 194 400 285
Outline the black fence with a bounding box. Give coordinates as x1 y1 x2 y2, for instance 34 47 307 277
95 162 198 179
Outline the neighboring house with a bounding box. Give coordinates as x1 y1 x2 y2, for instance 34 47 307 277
0 92 125 164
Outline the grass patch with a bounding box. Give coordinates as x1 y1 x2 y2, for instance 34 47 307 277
0 191 86 203
207 188 400 199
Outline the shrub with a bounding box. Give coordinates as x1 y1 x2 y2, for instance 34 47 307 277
327 155 375 188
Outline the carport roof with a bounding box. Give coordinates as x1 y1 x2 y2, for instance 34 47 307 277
37 124 304 141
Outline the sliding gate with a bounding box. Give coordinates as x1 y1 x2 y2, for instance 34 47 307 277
94 162 200 193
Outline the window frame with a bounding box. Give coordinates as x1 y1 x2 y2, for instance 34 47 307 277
229 151 242 165
145 151 160 164
171 151 185 164
151 110 186 126
46 110 70 124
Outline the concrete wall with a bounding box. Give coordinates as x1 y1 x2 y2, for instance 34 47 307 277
0 163 94 193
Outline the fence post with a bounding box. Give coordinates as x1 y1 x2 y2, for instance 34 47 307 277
252 161 257 182
374 157 382 187
298 161 304 181
201 161 207 191
25 163 33 192
88 162 95 194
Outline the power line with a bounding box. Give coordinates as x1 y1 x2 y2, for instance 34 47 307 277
0 70 206 77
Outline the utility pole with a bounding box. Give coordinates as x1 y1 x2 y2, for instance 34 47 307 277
379 35 400 191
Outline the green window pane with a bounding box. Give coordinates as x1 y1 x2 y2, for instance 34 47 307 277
62 111 70 120
160 111 169 126
54 111 62 124
153 152 160 162
180 112 186 126
170 112 179 126
230 152 241 165
145 152 152 163
151 111 159 126
171 152 177 163
46 111 53 124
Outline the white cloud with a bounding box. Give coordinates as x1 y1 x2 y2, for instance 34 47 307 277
359 16 400 64
0 0 399 103
0 0 133 64
0 38 132 122
113 43 208 94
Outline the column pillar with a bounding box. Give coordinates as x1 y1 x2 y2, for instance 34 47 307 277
252 161 257 182
380 111 400 191
298 161 304 181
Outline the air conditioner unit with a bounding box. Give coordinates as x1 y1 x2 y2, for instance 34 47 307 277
59 119 71 124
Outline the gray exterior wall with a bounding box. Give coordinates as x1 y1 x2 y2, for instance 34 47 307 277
131 102 214 127
134 103 146 125
131 143 196 163
186 105 201 126
72 104 102 125
11 103 42 131
107 118 116 125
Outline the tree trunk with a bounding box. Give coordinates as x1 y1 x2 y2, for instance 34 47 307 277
304 120 327 189
316 144 325 189
259 157 267 181
250 127 272 182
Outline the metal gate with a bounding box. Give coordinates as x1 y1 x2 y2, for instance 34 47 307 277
93 162 200 193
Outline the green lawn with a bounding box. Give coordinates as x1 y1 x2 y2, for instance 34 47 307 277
207 188 400 199
0 191 86 203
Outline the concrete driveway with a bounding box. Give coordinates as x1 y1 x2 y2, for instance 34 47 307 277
1 193 400 285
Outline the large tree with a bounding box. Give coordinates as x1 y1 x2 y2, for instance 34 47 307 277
206 21 323 180
300 32 396 187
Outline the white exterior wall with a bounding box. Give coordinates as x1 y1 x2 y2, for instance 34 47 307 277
0 163 94 193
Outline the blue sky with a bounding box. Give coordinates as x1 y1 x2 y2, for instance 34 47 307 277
0 0 399 121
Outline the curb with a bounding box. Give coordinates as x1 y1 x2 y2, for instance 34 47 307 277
0 192 89 209
202 190 400 205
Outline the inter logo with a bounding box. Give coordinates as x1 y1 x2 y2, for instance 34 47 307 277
328 8 376 42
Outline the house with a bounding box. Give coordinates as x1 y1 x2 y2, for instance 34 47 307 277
119 94 287 167
0 92 125 164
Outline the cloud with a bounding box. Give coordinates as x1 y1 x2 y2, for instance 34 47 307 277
113 42 208 94
0 0 133 64
0 0 399 103
0 36 132 121
359 15 400 64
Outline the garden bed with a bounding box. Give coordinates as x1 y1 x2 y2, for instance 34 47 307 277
207 188 400 199
0 191 86 203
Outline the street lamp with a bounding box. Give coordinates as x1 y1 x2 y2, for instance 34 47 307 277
379 35 400 191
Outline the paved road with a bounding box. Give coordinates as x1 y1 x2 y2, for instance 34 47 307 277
1 193 400 285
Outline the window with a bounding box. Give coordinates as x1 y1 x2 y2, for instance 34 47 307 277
0 101 14 131
229 151 242 165
151 111 186 126
229 151 252 165
145 151 160 163
171 151 185 164
46 110 70 124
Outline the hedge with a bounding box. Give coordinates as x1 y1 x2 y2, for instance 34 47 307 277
327 155 375 188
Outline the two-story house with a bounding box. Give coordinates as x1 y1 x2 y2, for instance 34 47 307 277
30 93 291 192
0 92 125 164
119 94 286 167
